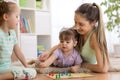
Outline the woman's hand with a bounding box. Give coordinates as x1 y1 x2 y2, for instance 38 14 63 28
39 51 50 61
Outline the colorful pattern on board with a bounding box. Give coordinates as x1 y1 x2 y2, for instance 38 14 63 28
46 72 94 79
48 72 72 79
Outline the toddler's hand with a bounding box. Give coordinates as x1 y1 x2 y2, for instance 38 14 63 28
39 51 49 61
70 66 79 73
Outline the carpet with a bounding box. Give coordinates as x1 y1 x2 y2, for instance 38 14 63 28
12 57 120 73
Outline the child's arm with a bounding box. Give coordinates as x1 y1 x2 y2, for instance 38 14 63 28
13 44 28 67
39 53 57 68
40 45 59 61
70 51 82 73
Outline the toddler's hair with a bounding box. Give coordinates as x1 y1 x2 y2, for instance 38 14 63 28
59 28 78 42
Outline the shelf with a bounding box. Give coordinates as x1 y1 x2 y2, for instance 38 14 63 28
20 35 37 60
20 33 36 36
20 7 36 11
37 35 51 50
18 0 51 60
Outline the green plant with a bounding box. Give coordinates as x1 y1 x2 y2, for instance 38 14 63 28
19 0 26 7
101 0 120 33
36 0 42 9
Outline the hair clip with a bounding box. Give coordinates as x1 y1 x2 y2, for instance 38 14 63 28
60 27 69 33
93 3 96 6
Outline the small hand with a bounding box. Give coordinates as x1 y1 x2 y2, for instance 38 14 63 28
39 51 50 61
70 66 79 73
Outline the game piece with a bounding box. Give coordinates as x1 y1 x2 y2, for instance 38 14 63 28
56 74 60 79
60 72 63 76
65 71 68 75
68 73 71 76
49 72 55 76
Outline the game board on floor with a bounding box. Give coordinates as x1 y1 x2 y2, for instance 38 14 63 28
46 72 94 79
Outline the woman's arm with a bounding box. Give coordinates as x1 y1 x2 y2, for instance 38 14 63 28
82 33 108 73
40 45 59 61
13 44 28 67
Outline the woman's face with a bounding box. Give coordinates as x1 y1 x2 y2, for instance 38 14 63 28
74 13 93 36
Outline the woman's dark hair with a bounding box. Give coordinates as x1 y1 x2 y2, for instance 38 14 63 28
75 3 99 23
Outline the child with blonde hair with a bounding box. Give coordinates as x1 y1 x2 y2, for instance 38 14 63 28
0 1 36 79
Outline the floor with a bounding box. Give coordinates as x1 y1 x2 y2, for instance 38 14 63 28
33 57 120 80
33 72 120 80
12 56 120 80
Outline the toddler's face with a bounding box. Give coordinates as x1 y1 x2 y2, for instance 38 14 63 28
60 39 76 54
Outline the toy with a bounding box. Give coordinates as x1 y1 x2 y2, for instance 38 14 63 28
37 45 45 57
46 72 94 79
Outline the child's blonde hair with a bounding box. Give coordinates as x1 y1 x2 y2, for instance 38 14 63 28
0 1 18 25
75 3 109 63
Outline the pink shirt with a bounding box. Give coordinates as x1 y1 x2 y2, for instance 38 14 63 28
52 48 82 68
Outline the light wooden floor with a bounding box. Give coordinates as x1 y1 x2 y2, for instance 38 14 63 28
33 72 120 80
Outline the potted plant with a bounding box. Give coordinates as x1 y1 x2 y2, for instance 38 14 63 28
101 0 120 56
101 0 120 32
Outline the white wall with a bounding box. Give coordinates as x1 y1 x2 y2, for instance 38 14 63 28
50 0 120 54
105 29 120 54
50 0 83 46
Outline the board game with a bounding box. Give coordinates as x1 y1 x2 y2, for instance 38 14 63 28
46 72 94 79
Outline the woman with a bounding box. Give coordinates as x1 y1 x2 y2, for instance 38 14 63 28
40 3 109 73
